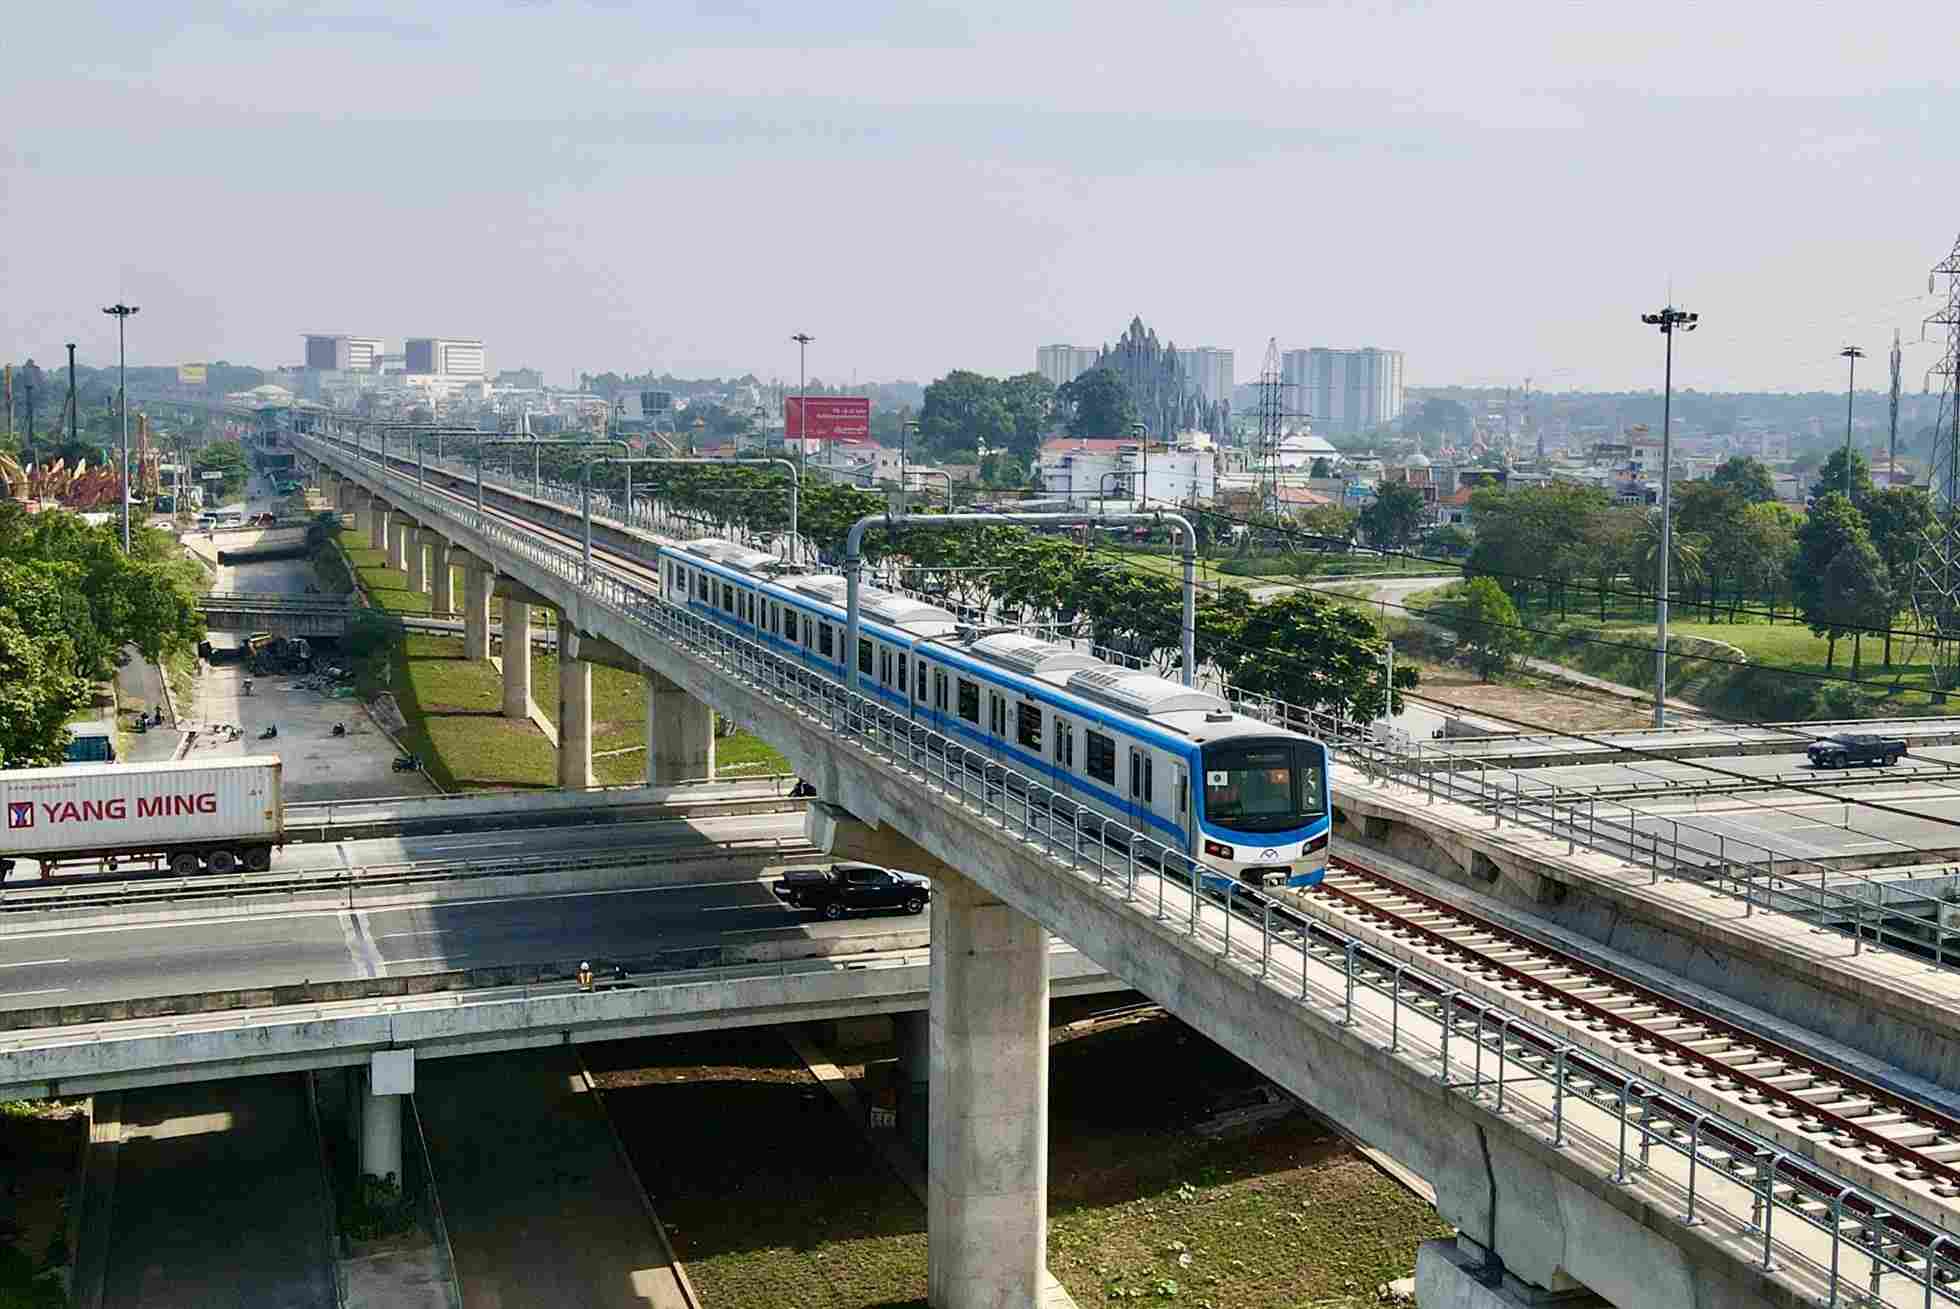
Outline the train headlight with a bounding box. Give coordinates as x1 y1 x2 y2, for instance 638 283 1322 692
1204 840 1235 860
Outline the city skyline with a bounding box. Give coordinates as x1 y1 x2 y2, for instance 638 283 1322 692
4 1 1956 393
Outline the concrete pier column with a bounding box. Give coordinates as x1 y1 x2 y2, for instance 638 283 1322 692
406 528 428 596
387 517 411 572
430 537 455 614
369 502 390 552
361 1050 415 1184
928 867 1049 1309
502 599 532 720
645 668 716 784
1415 1239 1605 1308
464 567 492 662
558 619 595 790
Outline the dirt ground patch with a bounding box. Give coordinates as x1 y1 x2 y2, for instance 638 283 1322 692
1410 661 1653 733
586 1014 1446 1309
0 1101 87 1304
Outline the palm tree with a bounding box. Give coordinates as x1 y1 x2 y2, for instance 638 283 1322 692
1632 513 1707 610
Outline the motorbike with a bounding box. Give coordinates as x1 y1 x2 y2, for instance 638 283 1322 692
392 753 421 773
331 722 346 737
133 716 148 735
242 679 254 697
260 724 278 740
788 778 817 797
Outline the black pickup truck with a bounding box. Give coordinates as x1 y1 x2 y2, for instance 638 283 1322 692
1806 734 1907 769
773 863 931 919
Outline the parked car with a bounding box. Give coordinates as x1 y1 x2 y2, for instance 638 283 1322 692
772 863 930 919
1806 734 1907 769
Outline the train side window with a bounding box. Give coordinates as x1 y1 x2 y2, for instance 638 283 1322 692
934 669 949 712
784 609 798 643
1086 731 1116 784
917 659 928 700
896 654 907 694
957 678 980 724
720 583 734 613
1054 717 1073 769
1175 773 1188 817
1144 754 1154 803
879 648 893 686
989 692 1006 737
1130 749 1141 798
819 622 834 658
1016 701 1042 751
696 572 709 601
859 638 874 676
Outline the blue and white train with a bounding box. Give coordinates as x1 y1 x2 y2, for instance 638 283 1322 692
657 538 1331 890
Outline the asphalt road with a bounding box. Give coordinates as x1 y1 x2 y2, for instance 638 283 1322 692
0 815 905 1011
97 1075 336 1309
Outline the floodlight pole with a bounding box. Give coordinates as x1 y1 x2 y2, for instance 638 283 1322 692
102 302 139 551
1640 305 1698 728
1840 345 1866 500
845 510 1198 694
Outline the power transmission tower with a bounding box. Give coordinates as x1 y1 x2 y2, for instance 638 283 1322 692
1911 231 1960 689
1256 338 1286 519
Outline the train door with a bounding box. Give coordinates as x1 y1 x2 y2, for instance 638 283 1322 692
1171 759 1193 854
1128 744 1153 834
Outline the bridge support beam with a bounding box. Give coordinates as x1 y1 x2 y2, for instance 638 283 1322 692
1416 1238 1605 1309
928 866 1049 1309
368 501 390 553
558 619 595 789
501 600 533 720
429 537 455 615
463 565 492 662
645 668 716 784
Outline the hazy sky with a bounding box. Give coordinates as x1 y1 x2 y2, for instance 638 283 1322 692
6 1 1957 393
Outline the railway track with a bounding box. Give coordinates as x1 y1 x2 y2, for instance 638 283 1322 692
1303 854 1960 1223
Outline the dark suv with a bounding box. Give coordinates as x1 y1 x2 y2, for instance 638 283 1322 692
773 863 930 919
1806 734 1906 769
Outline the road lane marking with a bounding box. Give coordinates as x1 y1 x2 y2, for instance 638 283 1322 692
0 988 68 999
417 841 523 853
375 929 449 939
389 954 460 966
0 958 70 969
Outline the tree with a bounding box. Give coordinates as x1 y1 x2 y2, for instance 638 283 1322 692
1464 484 1612 616
1430 524 1472 557
1054 368 1136 438
1704 501 1795 621
1631 513 1706 605
1709 455 1777 504
193 439 250 502
1445 577 1526 680
1792 493 1870 668
0 610 89 768
918 370 1012 460
1862 487 1932 664
1295 504 1358 545
1820 539 1892 675
1309 457 1333 478
1227 592 1416 720
996 373 1056 461
1808 448 1873 507
1358 481 1425 551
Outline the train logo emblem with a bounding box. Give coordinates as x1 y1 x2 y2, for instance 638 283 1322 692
6 802 31 831
1257 847 1279 862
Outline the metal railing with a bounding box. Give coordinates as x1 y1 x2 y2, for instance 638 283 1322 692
307 430 1960 970
297 428 1960 1303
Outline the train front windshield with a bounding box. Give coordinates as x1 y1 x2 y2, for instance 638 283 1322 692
1200 740 1324 834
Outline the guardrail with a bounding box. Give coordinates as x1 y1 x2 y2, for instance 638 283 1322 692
308 429 1960 968
0 840 807 915
301 427 1960 1302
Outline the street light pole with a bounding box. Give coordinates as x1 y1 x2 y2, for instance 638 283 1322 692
1840 345 1866 500
1640 304 1698 728
102 303 140 551
1129 421 1148 507
899 416 917 514
791 332 814 481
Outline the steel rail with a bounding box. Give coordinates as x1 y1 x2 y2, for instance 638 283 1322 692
1315 856 1960 1199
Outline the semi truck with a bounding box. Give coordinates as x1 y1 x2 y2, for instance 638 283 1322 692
0 756 283 879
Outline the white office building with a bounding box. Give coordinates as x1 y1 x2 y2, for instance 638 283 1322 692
303 334 385 372
1175 347 1235 408
1038 438 1215 507
1035 344 1101 388
404 337 487 381
1281 347 1404 435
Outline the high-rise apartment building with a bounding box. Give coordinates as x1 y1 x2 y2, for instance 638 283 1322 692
1280 347 1404 435
404 338 487 380
1175 347 1235 408
303 334 385 372
1036 344 1101 388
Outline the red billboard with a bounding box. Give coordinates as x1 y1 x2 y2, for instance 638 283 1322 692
785 396 871 442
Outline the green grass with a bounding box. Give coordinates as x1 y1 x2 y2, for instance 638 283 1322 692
385 634 559 790
718 729 790 776
588 1019 1445 1309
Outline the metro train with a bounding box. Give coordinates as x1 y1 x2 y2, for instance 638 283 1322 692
656 538 1331 890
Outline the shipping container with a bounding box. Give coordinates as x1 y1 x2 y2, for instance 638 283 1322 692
0 756 283 878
